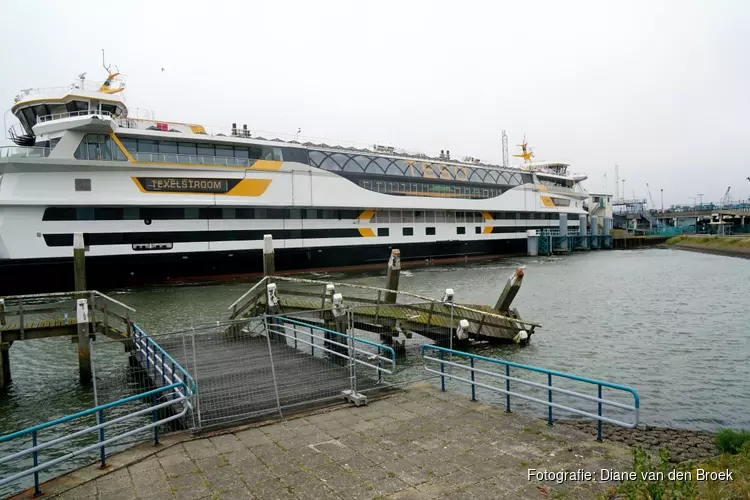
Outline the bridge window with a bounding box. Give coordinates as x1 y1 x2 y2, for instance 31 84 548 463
74 134 127 161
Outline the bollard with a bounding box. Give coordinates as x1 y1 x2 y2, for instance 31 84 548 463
73 233 87 292
77 298 92 383
590 216 599 236
526 230 538 256
263 234 275 280
384 249 400 304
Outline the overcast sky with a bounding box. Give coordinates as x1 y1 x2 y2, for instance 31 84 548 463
2 0 748 207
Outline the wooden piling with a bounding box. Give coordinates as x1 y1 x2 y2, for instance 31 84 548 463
384 249 401 304
263 234 275 280
0 298 5 326
73 233 87 292
0 342 11 388
76 299 92 383
494 267 525 313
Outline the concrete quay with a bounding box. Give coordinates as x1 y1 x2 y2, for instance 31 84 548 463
14 383 633 500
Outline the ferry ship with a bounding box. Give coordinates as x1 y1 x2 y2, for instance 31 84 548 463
0 69 588 294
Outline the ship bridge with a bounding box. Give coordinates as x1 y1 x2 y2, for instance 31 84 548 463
8 74 127 146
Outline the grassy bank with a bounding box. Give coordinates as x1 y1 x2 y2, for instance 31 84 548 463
604 443 749 499
666 235 750 257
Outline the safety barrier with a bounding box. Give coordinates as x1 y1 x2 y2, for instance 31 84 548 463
132 324 197 398
0 382 190 497
272 315 396 381
421 345 639 440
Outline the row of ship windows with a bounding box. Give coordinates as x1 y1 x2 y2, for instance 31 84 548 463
380 226 479 237
309 151 532 186
42 207 568 222
359 180 503 199
118 137 285 161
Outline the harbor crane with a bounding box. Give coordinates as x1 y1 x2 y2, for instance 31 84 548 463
646 183 656 210
720 186 731 205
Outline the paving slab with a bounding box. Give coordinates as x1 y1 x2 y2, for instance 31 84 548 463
11 382 633 499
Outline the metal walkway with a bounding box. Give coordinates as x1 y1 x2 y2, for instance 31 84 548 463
131 314 396 431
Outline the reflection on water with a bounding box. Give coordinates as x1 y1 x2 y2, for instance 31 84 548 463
1 248 748 493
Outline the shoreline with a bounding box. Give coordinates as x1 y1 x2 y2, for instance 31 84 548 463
667 236 750 260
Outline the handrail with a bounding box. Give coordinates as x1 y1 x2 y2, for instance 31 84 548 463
132 324 197 395
0 146 51 158
130 151 257 167
91 291 136 313
420 345 639 440
36 109 114 124
266 316 396 379
0 382 188 496
240 275 541 328
277 316 396 368
228 276 269 312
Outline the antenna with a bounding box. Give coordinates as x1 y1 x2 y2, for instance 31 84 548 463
501 130 509 167
101 49 111 72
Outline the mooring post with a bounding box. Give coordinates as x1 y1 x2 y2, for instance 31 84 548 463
0 342 11 388
73 233 87 293
559 214 568 252
0 298 6 326
77 298 92 383
603 217 612 249
263 234 275 281
494 267 525 313
384 249 400 304
526 230 538 256
578 214 588 249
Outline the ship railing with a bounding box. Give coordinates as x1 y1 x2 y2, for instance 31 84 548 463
13 82 109 102
421 345 640 441
115 118 528 172
36 109 114 124
0 146 51 159
131 152 257 167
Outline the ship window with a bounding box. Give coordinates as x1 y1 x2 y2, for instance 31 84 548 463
121 138 137 153
124 207 139 220
76 207 94 220
178 142 197 155
475 226 482 234
377 227 389 237
197 143 214 156
222 208 236 219
185 207 200 219
306 209 318 219
95 207 123 220
426 227 436 236
263 147 282 161
137 140 158 153
289 208 301 219
457 226 466 235
75 178 91 191
234 148 249 159
159 141 177 154
215 145 233 157
402 227 414 236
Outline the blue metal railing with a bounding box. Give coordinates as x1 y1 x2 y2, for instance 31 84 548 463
0 382 190 496
132 324 198 396
273 316 396 381
420 345 639 440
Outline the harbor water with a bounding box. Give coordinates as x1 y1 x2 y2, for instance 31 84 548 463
1 248 749 493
